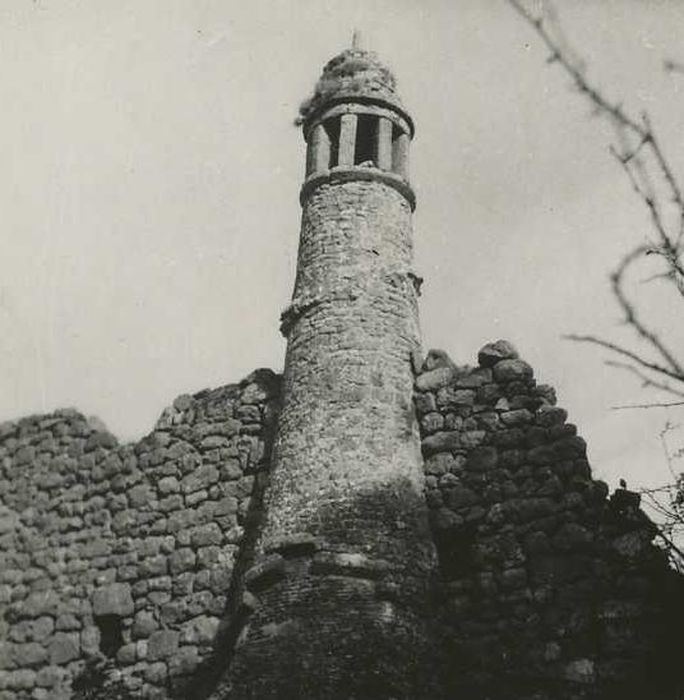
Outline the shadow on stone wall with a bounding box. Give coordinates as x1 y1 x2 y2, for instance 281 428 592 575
169 464 273 700
417 341 684 700
0 370 281 700
207 482 439 700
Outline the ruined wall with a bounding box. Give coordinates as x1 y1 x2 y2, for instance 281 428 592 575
1 341 683 700
416 341 683 700
0 370 280 700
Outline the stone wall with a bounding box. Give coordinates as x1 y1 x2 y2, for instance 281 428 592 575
0 370 280 700
416 341 684 699
2 342 683 699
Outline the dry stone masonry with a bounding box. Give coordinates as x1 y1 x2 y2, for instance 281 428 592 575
1 44 684 700
0 370 280 699
416 342 683 699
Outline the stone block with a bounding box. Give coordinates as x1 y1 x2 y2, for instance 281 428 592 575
22 590 59 618
181 465 219 494
214 497 238 516
116 642 137 665
477 340 519 367
169 548 196 575
144 660 168 683
181 615 220 646
415 367 456 392
35 666 63 688
562 658 594 684
421 431 461 455
6 668 37 689
421 349 455 372
500 409 533 426
535 405 567 427
133 611 159 639
158 476 180 495
168 645 199 677
420 412 444 434
493 359 533 383
413 392 436 415
147 630 179 661
31 616 54 641
460 430 486 449
16 642 48 668
464 446 498 472
92 582 134 617
48 632 80 665
424 453 455 476
190 523 222 548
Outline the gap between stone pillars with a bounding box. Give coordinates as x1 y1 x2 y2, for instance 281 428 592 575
338 113 358 167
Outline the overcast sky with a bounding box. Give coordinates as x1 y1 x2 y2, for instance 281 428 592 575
1 0 683 496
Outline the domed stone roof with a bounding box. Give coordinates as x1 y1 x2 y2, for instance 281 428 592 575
297 47 407 128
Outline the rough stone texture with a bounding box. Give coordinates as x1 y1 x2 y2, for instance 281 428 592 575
297 47 406 127
0 370 280 699
3 346 681 699
416 343 684 699
220 173 437 698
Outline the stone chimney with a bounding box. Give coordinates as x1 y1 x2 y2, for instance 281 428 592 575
220 44 436 698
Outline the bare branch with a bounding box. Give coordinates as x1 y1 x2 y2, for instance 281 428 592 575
564 333 684 386
511 1 684 548
605 361 684 399
611 248 684 375
509 0 684 294
612 401 684 410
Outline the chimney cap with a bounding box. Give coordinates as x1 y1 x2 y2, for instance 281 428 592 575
296 45 410 132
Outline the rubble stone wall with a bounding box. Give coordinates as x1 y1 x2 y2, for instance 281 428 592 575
416 342 683 699
0 370 280 700
1 342 683 700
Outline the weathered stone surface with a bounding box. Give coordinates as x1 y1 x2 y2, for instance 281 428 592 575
92 583 134 617
422 349 456 372
492 358 533 383
48 633 80 665
22 591 59 618
190 523 222 548
181 464 219 494
0 369 279 697
181 615 220 646
464 446 497 472
169 548 196 574
477 340 519 367
415 343 681 699
132 611 159 640
415 366 456 392
147 630 179 661
422 431 461 455
15 643 48 668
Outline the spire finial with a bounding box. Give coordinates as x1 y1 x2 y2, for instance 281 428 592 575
351 29 362 50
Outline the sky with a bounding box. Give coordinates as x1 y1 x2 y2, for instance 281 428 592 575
1 0 683 499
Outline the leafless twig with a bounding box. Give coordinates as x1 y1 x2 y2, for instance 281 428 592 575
509 0 684 399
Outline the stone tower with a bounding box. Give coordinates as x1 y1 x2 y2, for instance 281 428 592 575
219 44 437 698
